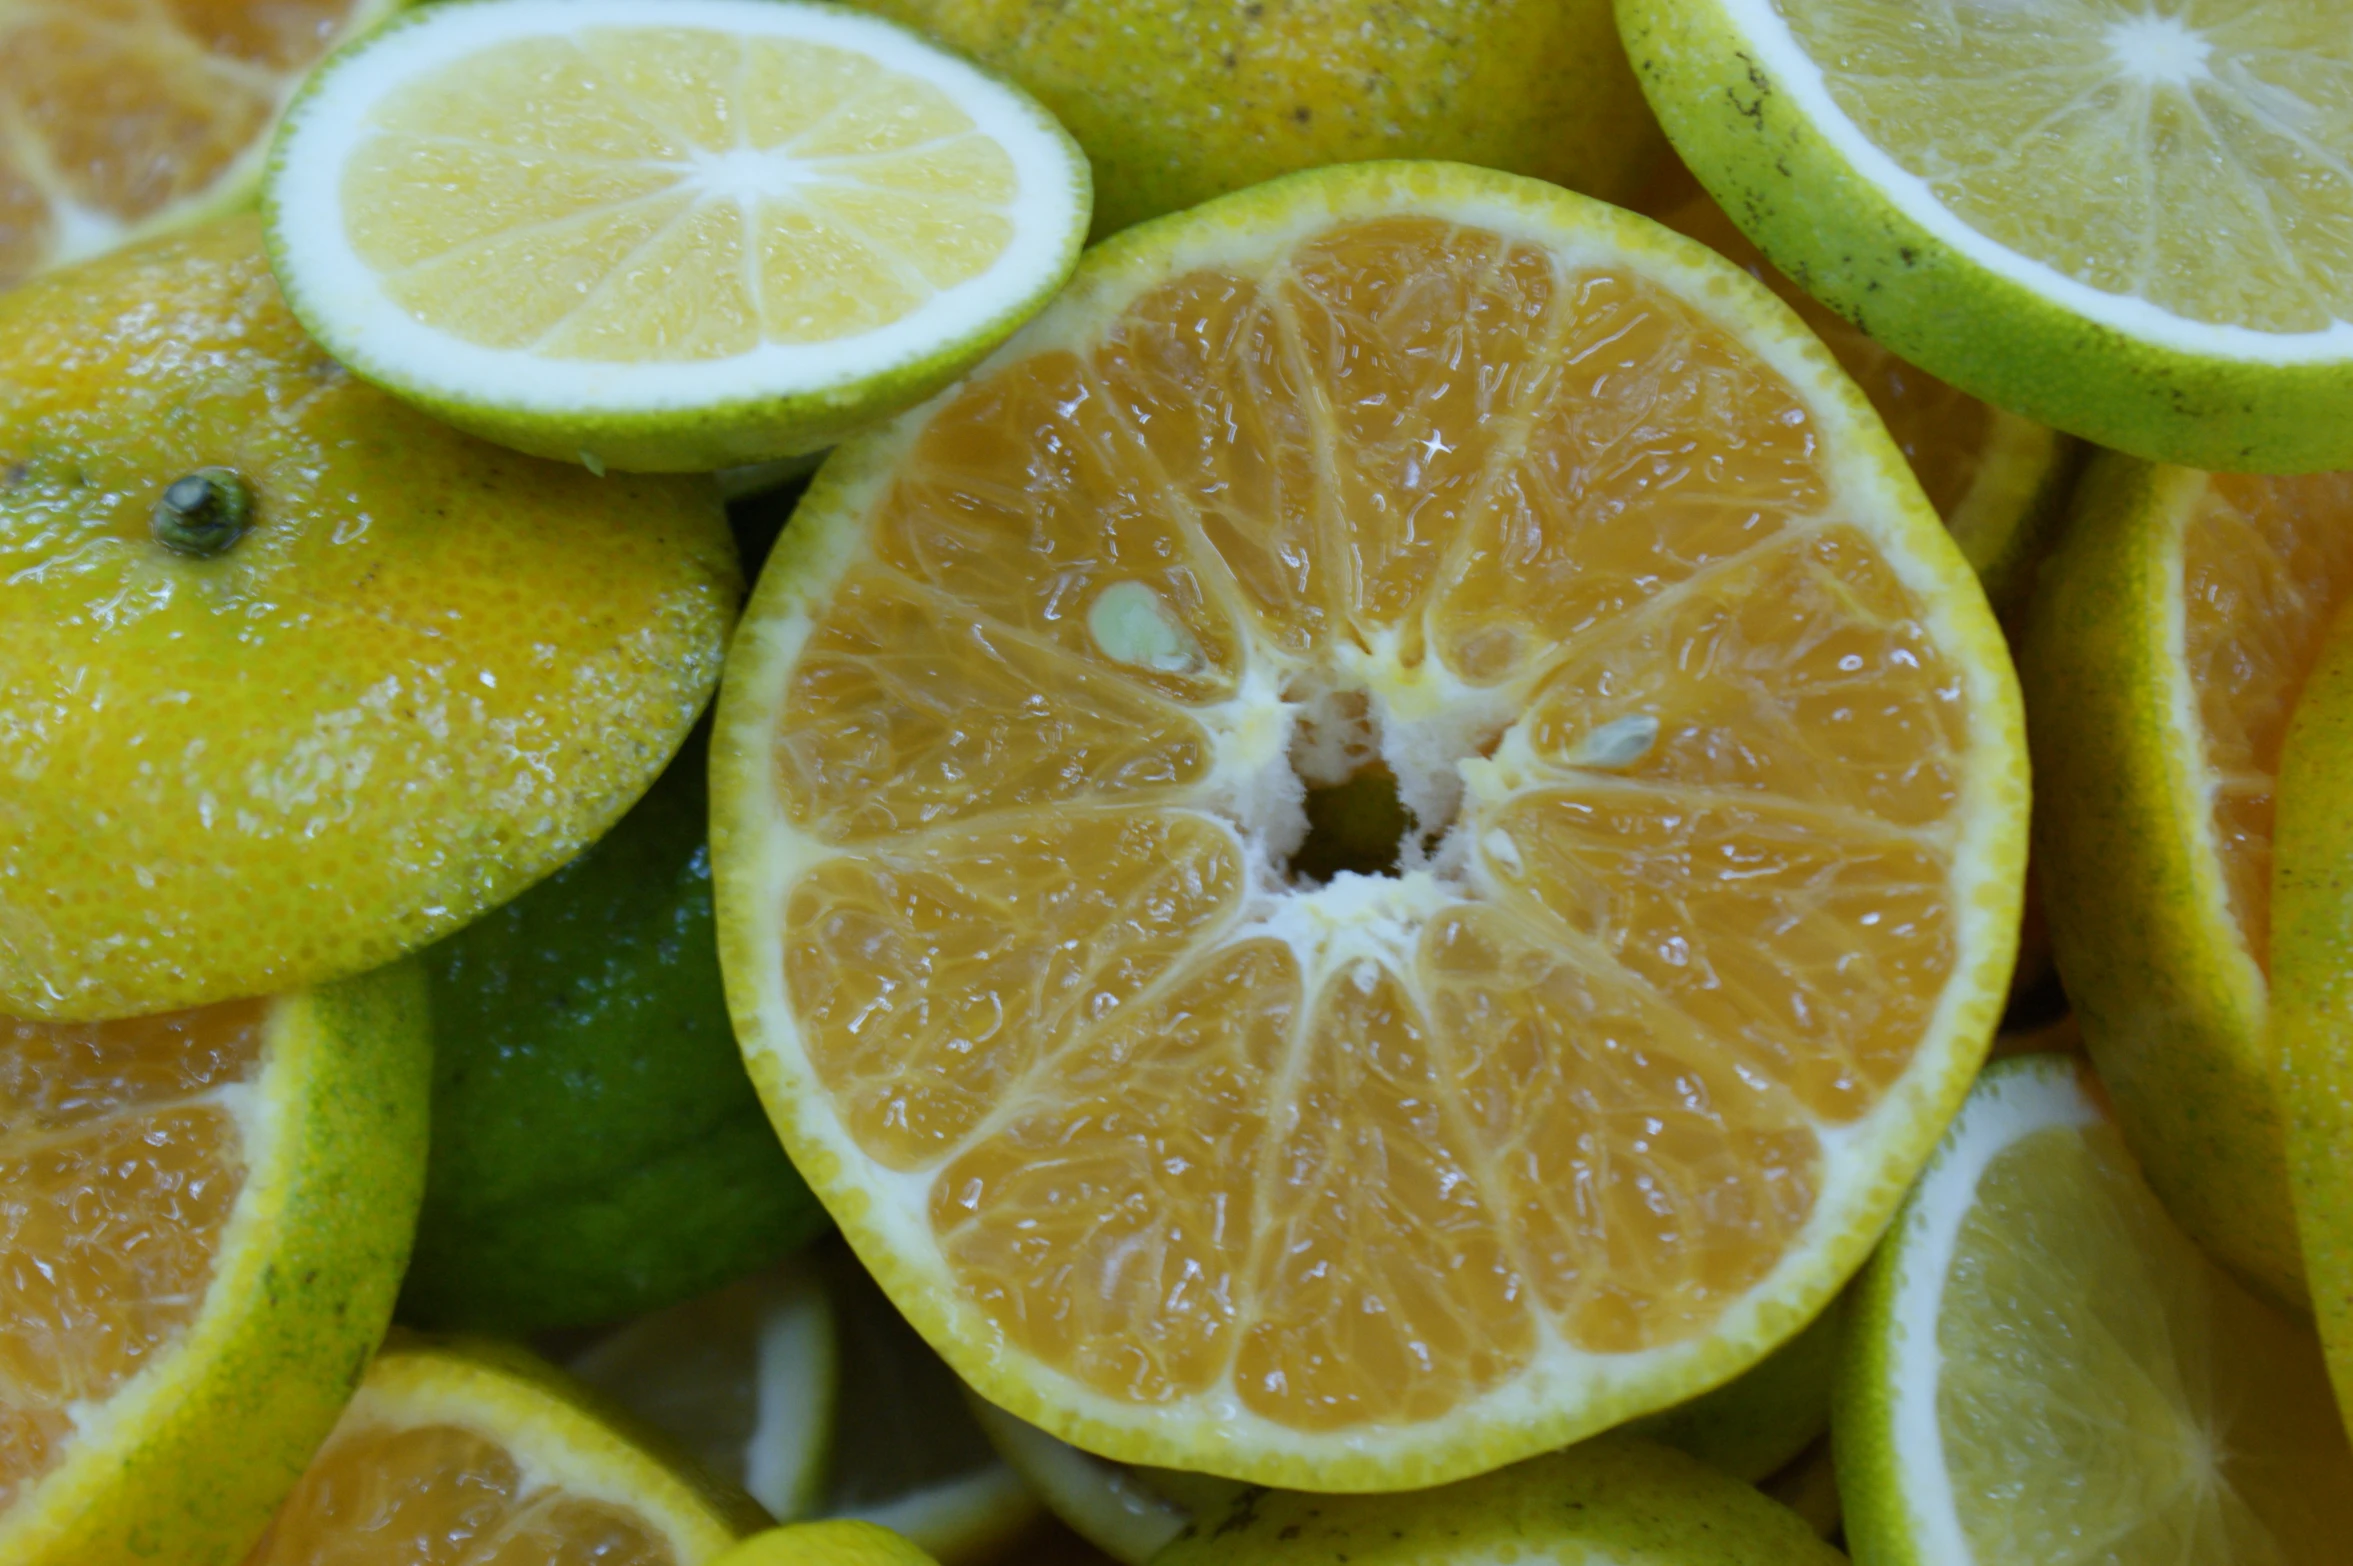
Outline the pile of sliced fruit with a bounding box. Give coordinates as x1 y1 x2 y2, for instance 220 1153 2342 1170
3 0 2352 1562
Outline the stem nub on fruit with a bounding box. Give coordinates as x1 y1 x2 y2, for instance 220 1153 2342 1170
152 469 253 557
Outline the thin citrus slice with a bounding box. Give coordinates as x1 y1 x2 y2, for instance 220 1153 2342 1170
1619 0 2353 473
1155 1437 1841 1566
712 160 2026 1489
2024 458 2353 1306
0 0 402 291
572 1242 1041 1564
715 1521 942 1566
2268 601 2353 1436
243 1334 764 1564
0 216 737 1021
1642 182 2075 620
263 0 1090 474
0 965 429 1566
1835 1054 2353 1564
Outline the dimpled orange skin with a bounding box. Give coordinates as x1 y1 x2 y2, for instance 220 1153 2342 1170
0 215 740 1022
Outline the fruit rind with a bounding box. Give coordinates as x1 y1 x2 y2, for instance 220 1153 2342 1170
1832 1053 2103 1566
714 158 2025 1492
262 0 1092 473
0 963 432 1566
2021 450 2303 1305
1616 0 2353 473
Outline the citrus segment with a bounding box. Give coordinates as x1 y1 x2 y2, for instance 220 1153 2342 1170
243 1336 761 1565
0 215 737 1021
0 967 429 1566
0 0 400 290
1619 0 2353 471
264 0 1090 471
716 164 2023 1487
1836 1055 2353 1565
2027 459 2353 1305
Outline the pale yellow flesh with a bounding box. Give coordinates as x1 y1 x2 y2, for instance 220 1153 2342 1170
1776 0 2353 333
345 27 1019 360
1937 1120 2353 1562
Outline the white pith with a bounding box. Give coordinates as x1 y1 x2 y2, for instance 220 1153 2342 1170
266 0 1086 414
1875 1057 2104 1566
717 168 2024 1480
1725 0 2353 361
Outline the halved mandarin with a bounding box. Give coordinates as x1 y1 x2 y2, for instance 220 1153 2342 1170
0 967 428 1566
712 162 2027 1490
2027 459 2353 1308
242 1335 763 1565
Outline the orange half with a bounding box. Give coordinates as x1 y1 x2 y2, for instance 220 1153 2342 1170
712 162 2026 1489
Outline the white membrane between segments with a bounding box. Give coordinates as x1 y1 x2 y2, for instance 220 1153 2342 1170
1883 1058 2104 1564
269 0 1085 412
1730 0 2353 361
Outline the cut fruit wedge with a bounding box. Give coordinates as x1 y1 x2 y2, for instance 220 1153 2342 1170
1642 182 2074 620
1835 1054 2353 1564
2023 459 2353 1307
0 0 402 290
0 966 429 1566
571 1242 1041 1564
243 1334 764 1564
1619 0 2353 472
712 160 2027 1489
263 0 1090 473
2268 601 2353 1437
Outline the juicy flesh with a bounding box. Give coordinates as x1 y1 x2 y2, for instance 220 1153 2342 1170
0 1000 261 1507
0 0 360 287
1936 1120 2353 1561
2179 473 2353 971
770 216 1974 1430
346 29 1019 360
244 1418 678 1565
1780 0 2353 332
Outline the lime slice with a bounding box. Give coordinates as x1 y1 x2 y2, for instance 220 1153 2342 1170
1620 0 2353 472
1836 1054 2353 1563
571 1243 1041 1564
263 0 1090 473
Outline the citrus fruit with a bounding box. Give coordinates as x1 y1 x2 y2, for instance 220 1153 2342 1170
262 0 1090 475
851 0 1664 239
2267 600 2353 1434
1619 0 2353 473
0 215 738 1022
1155 1436 1842 1566
711 160 2027 1489
401 723 830 1335
0 0 403 292
0 964 428 1566
243 1333 765 1564
2023 458 2353 1306
974 1295 1844 1565
714 1521 943 1566
572 1241 1041 1564
1642 181 2075 621
1835 1053 2353 1564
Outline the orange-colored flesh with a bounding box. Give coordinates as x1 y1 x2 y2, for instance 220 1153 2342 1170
0 1000 264 1506
770 215 1970 1427
243 1421 677 1566
0 0 360 287
2181 473 2353 971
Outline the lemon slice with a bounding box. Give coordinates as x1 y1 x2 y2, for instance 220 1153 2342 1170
713 159 2026 1488
0 0 403 290
1836 1054 2353 1563
715 1521 943 1566
245 1334 764 1563
262 0 1089 473
2023 461 2353 1307
1620 0 2353 473
0 968 429 1566
571 1245 1041 1564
